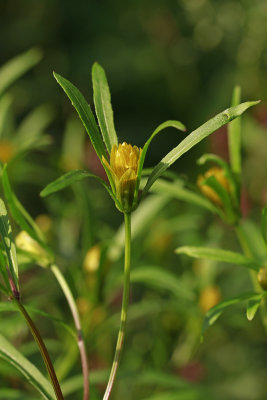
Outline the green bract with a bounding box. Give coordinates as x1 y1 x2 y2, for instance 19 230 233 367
42 63 259 214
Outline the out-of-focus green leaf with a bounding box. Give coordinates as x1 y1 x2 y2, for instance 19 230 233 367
108 195 170 261
0 198 19 290
142 101 259 196
53 72 106 160
135 120 186 202
0 302 76 339
150 179 219 214
0 48 42 97
0 389 39 399
0 94 13 138
92 62 118 153
2 165 47 247
175 246 258 270
40 169 115 202
202 292 265 334
228 86 241 175
0 332 55 400
0 248 10 294
247 296 262 321
131 266 195 300
262 205 267 246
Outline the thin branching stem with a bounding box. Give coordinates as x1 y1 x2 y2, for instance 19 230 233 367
50 264 89 400
103 212 131 400
15 299 64 400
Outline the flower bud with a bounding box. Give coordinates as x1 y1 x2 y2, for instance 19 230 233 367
103 142 142 212
257 267 267 290
197 167 230 207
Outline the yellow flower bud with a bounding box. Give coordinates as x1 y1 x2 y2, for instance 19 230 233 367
15 231 50 267
257 267 267 291
103 142 142 211
197 167 230 207
0 140 14 163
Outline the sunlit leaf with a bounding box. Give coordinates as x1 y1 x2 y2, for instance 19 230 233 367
143 101 260 195
92 62 118 153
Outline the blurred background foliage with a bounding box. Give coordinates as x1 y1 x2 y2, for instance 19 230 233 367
0 1 267 399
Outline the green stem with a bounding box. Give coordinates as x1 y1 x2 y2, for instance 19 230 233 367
15 299 64 400
235 223 267 334
50 264 89 400
103 212 131 400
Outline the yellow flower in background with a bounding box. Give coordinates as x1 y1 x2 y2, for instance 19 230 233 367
197 166 230 207
103 142 142 212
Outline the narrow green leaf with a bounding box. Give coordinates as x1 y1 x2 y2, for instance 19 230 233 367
247 296 262 321
92 62 118 153
228 86 241 175
0 198 19 289
203 292 263 334
0 48 43 97
0 332 55 400
143 101 260 195
175 246 258 270
262 205 267 246
40 170 118 207
53 72 106 160
131 266 195 301
135 120 186 203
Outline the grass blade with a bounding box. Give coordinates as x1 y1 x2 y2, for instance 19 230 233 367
92 62 118 153
143 101 260 195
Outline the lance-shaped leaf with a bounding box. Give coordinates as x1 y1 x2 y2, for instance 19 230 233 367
92 62 118 153
247 296 262 321
175 246 259 270
40 170 119 208
0 332 56 400
53 72 106 160
202 292 265 335
0 48 42 97
228 86 242 176
262 205 267 246
0 198 19 290
142 101 260 196
135 120 186 203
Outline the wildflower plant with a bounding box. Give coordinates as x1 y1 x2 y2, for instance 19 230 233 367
38 64 259 399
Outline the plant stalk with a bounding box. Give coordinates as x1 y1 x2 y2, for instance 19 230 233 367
50 264 89 400
235 223 267 334
15 299 64 400
103 212 131 400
